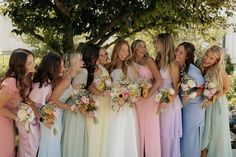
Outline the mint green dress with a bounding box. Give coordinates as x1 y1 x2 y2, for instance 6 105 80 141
201 95 232 157
62 68 88 157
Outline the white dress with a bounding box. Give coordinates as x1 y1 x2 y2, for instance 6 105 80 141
106 69 140 157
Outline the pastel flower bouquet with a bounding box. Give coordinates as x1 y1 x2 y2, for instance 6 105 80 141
71 88 99 124
180 74 197 94
94 75 112 92
202 78 218 107
17 103 35 132
155 88 175 114
39 102 57 136
137 78 153 98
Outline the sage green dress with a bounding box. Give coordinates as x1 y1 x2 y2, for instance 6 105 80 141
201 95 232 157
62 68 88 157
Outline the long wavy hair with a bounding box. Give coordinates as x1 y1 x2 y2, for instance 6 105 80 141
177 42 195 74
155 33 175 69
81 44 100 89
33 53 62 88
3 48 34 102
201 45 225 88
108 39 131 75
130 39 150 65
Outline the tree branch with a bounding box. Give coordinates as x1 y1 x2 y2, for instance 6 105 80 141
88 9 132 44
55 0 70 19
97 28 119 46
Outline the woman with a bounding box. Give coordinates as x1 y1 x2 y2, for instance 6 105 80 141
38 52 83 157
201 45 232 157
131 39 162 157
106 39 139 157
155 33 182 157
21 53 63 157
175 42 205 157
0 48 35 157
81 44 111 157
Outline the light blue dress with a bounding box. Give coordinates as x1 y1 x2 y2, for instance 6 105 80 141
180 64 205 157
62 68 88 157
38 84 73 157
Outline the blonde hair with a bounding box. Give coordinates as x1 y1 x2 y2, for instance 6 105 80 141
155 33 175 69
201 45 225 88
130 39 150 64
108 39 131 75
64 51 82 74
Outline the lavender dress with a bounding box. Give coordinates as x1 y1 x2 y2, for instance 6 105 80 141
159 68 182 157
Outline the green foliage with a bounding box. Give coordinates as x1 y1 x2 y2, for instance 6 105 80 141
226 55 235 75
227 75 236 107
2 0 236 54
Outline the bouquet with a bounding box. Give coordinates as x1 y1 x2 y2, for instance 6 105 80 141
39 102 57 136
155 88 175 114
110 77 131 111
71 88 99 124
180 74 197 94
17 103 35 132
127 82 142 107
137 78 153 98
93 76 112 92
202 78 218 107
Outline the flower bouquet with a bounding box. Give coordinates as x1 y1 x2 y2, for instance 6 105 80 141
155 88 175 114
17 103 35 132
39 102 57 136
202 78 218 108
93 75 112 92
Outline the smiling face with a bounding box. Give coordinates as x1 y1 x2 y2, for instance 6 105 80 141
175 45 187 65
118 43 129 61
203 51 219 68
135 41 147 58
97 48 108 65
25 54 36 74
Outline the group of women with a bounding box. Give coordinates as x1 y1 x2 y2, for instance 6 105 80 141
0 33 232 157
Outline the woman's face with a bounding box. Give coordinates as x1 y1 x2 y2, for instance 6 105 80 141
25 54 36 74
118 44 129 61
59 60 65 76
175 45 187 65
136 42 146 58
76 54 84 72
97 48 108 65
155 39 162 53
203 51 218 68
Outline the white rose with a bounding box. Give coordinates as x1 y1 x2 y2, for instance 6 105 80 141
155 93 162 102
187 80 196 88
168 88 175 95
181 84 189 92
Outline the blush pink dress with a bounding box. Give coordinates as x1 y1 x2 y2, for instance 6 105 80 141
0 77 21 157
135 64 161 157
16 82 52 157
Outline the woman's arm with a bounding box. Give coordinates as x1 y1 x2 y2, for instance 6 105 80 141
49 78 72 111
146 57 162 97
0 90 18 120
170 61 180 98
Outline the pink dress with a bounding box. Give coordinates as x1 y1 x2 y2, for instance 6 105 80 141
16 82 52 157
0 77 21 157
136 64 161 157
159 68 182 157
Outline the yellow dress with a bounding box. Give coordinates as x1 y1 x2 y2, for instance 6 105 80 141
86 65 110 157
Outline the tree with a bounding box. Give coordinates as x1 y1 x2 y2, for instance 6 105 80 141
2 0 236 54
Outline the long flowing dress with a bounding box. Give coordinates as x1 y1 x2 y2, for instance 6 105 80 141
135 64 161 157
180 64 205 157
201 95 233 157
16 83 52 157
0 77 21 157
38 84 73 157
159 68 182 157
62 68 88 157
86 65 110 157
106 69 140 157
